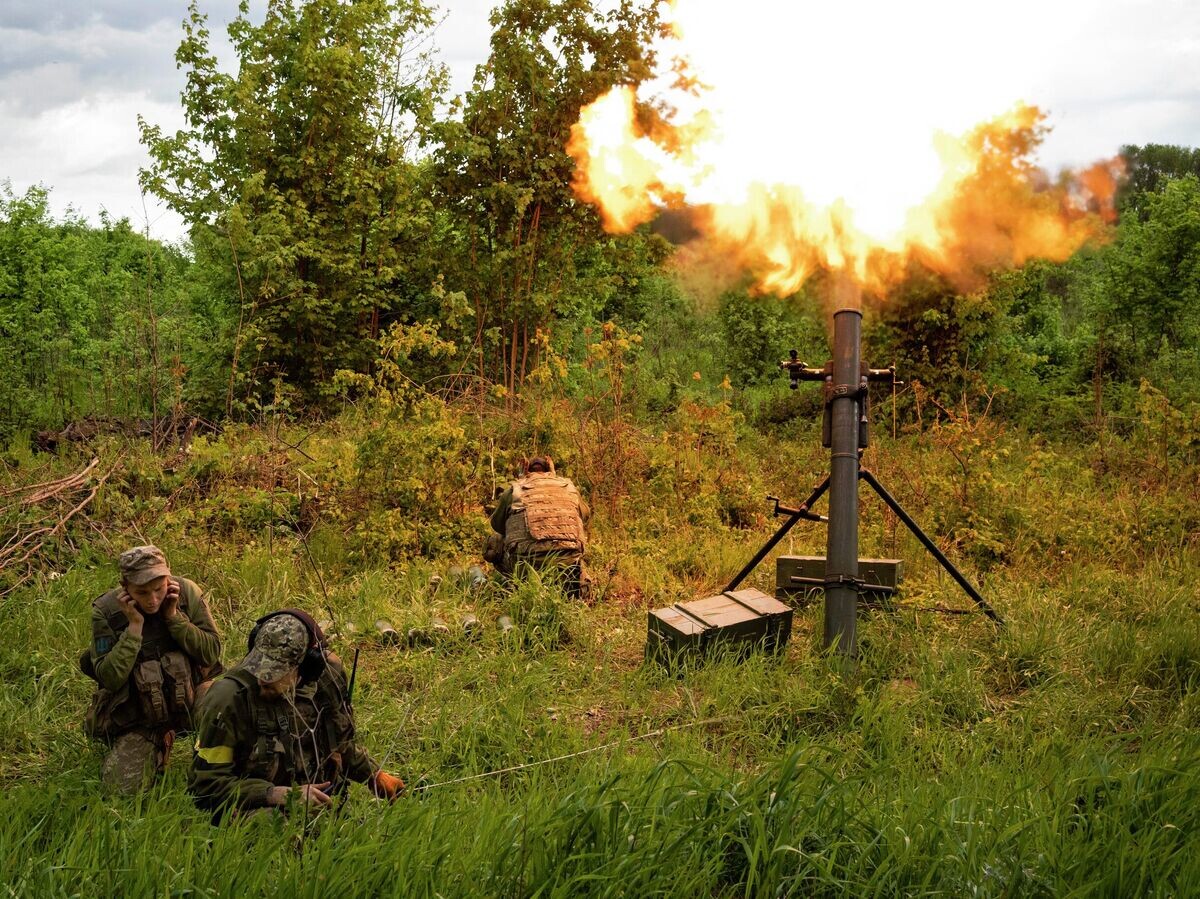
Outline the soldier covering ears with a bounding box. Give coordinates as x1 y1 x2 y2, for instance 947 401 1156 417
82 545 223 793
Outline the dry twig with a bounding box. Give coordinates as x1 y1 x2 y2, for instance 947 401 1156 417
0 456 121 576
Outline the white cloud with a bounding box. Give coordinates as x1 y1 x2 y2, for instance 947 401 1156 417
435 0 496 96
0 20 189 112
1 92 187 241
2 0 1199 245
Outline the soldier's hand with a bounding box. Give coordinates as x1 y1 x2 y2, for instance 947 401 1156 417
295 782 334 807
161 578 181 621
116 589 144 629
267 782 333 808
370 770 405 801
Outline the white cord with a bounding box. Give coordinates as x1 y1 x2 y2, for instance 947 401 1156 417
412 716 731 792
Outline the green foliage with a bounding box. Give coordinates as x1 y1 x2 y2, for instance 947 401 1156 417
432 0 665 393
851 170 1199 438
1098 177 1200 383
866 269 1035 424
347 396 478 560
327 323 480 560
1133 379 1200 469
717 287 828 388
140 0 446 406
0 183 210 439
1118 142 1200 217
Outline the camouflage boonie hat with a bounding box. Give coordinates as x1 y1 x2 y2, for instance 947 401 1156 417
119 545 171 586
243 614 309 682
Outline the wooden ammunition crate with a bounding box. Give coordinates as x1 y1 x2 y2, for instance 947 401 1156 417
646 588 792 667
775 556 903 606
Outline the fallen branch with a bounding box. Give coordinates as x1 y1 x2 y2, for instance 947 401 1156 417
22 457 101 506
0 457 120 574
0 457 99 507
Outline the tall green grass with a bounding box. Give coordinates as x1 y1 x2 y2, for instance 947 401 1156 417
1 737 1197 896
1 415 1198 895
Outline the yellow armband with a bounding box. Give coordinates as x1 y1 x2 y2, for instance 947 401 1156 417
195 742 234 765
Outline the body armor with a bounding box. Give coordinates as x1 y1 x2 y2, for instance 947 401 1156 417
224 666 355 789
84 593 216 741
504 474 586 558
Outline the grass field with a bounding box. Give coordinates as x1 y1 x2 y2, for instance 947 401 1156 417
1 405 1198 897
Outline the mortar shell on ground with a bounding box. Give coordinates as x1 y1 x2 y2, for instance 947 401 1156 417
462 613 481 638
375 619 400 644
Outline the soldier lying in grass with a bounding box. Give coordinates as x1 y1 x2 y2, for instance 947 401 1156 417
188 609 404 819
82 545 223 793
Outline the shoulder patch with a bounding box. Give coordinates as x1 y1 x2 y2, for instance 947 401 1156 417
94 636 114 655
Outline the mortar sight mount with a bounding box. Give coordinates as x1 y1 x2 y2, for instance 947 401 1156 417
727 308 1004 657
781 348 897 450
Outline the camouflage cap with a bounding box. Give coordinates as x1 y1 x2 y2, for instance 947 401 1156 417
243 614 309 683
118 545 171 586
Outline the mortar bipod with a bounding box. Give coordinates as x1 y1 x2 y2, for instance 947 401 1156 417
723 472 1003 626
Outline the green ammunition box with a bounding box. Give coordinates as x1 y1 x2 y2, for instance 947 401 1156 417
774 555 903 606
646 588 793 667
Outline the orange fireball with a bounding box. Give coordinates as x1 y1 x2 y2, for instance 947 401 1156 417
567 1 1121 298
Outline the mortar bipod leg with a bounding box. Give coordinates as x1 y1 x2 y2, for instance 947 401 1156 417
858 468 1004 626
724 475 831 593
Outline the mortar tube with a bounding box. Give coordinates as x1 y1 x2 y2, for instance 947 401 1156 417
824 307 862 656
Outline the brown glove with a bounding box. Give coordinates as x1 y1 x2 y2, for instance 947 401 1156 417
370 770 405 801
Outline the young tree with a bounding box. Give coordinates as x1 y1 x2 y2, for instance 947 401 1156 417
140 0 446 409
1118 143 1200 219
432 0 665 395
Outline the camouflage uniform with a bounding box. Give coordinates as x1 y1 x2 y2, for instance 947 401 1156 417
188 616 378 816
488 470 591 597
83 547 222 794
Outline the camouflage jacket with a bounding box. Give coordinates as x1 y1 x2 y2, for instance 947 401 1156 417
85 578 222 740
490 474 590 559
188 653 377 811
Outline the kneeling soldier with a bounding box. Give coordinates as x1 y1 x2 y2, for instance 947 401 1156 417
485 456 591 599
82 545 223 793
188 609 404 818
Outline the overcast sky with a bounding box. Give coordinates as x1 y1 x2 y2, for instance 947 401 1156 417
2 0 1198 244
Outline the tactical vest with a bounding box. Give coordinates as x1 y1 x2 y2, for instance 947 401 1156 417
224 665 354 788
504 475 585 557
85 590 215 741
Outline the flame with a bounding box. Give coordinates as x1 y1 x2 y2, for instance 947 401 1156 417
567 2 1121 298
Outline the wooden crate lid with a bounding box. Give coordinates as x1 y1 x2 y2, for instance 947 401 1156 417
648 605 708 636
678 593 762 628
725 588 791 616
